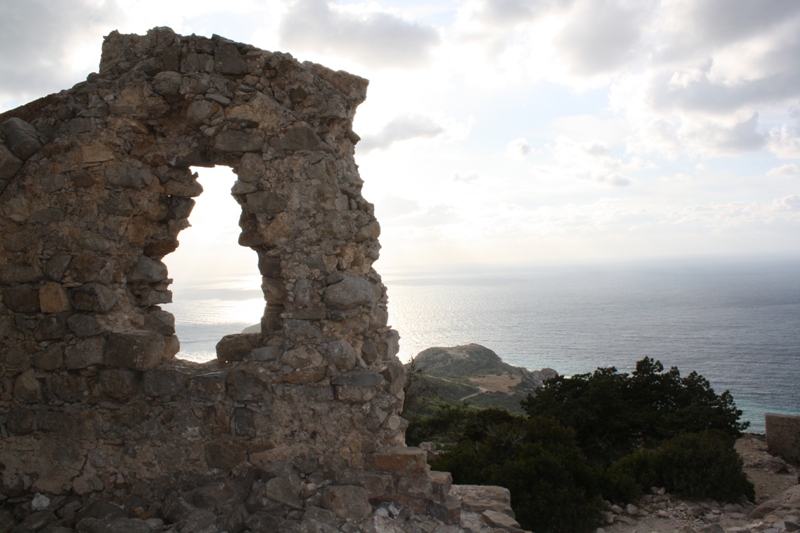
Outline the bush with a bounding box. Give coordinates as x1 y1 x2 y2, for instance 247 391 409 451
522 357 748 465
428 409 605 533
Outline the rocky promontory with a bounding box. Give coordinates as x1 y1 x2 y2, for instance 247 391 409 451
406 344 558 413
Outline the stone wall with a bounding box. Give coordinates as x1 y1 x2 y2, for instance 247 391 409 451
766 413 800 465
0 27 412 505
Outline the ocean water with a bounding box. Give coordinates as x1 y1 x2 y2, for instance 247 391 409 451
166 256 800 434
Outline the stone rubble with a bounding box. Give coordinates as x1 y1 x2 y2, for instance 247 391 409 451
0 27 528 533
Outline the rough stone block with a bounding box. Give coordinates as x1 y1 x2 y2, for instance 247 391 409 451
71 283 117 312
226 368 271 401
482 509 521 530
128 256 167 282
34 314 68 341
32 344 63 370
3 284 40 312
766 413 800 465
371 447 428 473
67 314 105 337
429 494 461 525
205 440 246 471
323 275 374 310
13 369 41 403
216 333 253 362
0 263 42 283
320 485 372 519
105 330 166 371
214 43 248 75
0 117 42 160
270 124 326 152
214 130 263 153
39 282 71 313
0 143 23 180
98 369 140 401
65 337 106 369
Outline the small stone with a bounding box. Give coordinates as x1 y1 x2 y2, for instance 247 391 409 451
39 282 71 313
13 369 41 402
71 282 117 312
320 485 372 519
0 142 23 180
128 256 167 282
482 509 521 529
0 117 42 159
32 492 51 511
33 344 63 370
204 439 245 471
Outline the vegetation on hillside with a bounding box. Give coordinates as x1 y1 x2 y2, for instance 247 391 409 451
404 357 754 533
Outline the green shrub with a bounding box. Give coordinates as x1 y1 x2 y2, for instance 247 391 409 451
429 411 605 533
522 357 748 465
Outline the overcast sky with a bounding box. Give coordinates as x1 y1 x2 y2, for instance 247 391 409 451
2 0 799 278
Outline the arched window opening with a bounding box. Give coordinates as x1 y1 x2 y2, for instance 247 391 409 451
163 166 262 363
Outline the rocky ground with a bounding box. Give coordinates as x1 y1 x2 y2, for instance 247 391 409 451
601 434 800 533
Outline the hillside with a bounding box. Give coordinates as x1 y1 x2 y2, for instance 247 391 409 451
405 343 558 414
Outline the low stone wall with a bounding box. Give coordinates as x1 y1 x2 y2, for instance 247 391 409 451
766 413 800 465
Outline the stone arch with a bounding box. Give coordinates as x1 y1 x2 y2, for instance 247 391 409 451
0 28 413 503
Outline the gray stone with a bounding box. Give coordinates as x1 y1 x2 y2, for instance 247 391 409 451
105 330 166 371
214 130 264 152
246 190 287 215
71 283 117 312
152 71 182 96
33 344 63 370
331 370 383 387
215 43 248 75
14 369 42 402
98 369 140 401
0 262 42 283
19 510 58 531
216 333 252 362
3 283 40 312
270 124 326 152
204 439 246 471
30 208 66 224
34 314 68 340
266 477 303 510
143 367 188 398
163 179 203 197
323 275 374 310
128 256 168 282
104 162 150 189
226 368 271 401
67 314 105 337
65 337 106 369
0 142 23 180
320 485 372 519
143 309 176 335
482 509 521 530
186 100 219 126
323 339 357 370
0 117 42 159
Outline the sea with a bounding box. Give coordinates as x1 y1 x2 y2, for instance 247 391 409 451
166 255 800 434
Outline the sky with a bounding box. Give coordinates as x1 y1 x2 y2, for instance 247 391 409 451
2 0 800 279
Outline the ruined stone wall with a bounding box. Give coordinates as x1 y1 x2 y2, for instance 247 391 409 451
0 28 411 505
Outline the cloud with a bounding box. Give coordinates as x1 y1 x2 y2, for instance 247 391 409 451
279 0 440 69
376 197 421 219
766 164 800 178
679 113 765 156
506 137 532 159
0 0 123 107
774 195 800 211
358 115 446 153
454 173 479 183
658 0 800 63
768 123 800 159
554 0 651 76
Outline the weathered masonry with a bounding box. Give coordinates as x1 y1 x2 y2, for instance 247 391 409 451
0 27 415 503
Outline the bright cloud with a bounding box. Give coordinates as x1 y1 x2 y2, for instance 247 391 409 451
278 0 440 69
